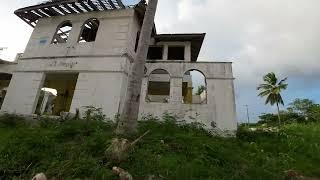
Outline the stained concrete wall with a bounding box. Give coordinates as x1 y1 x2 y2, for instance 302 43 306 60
70 72 128 118
1 72 44 114
22 9 137 60
139 61 237 131
0 8 237 131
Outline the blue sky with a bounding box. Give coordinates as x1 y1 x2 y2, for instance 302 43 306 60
1 0 320 123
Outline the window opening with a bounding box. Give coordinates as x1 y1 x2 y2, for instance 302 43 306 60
146 69 170 103
168 46 185 60
147 46 163 60
52 21 72 44
79 18 100 43
182 70 207 104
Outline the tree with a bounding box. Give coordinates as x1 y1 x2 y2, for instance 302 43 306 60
287 98 314 117
257 72 288 127
116 0 158 135
196 85 206 95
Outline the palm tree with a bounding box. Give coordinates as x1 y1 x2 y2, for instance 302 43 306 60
116 0 158 135
257 72 288 127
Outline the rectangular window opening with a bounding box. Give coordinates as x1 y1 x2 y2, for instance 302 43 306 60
168 46 185 60
147 46 163 60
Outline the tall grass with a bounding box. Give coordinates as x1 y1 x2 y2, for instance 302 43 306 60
0 114 319 179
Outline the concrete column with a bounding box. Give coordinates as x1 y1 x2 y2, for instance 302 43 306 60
1 72 45 114
169 77 182 103
163 44 168 60
40 92 50 114
185 42 191 62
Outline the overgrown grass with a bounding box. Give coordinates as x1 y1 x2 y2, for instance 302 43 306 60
0 114 319 179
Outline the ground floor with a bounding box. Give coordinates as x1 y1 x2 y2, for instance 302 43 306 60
0 58 237 131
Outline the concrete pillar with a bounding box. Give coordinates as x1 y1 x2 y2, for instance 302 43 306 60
169 77 182 103
40 92 50 114
1 72 45 114
163 44 168 60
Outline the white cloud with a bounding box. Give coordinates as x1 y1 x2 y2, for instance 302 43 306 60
155 0 320 121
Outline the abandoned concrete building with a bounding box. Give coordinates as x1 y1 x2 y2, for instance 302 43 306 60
0 0 237 131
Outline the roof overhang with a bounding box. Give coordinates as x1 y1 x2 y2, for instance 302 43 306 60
154 33 206 62
14 0 145 27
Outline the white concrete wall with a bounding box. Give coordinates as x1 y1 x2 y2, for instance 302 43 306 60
0 8 237 131
22 9 136 59
70 72 127 118
139 62 237 131
1 72 44 114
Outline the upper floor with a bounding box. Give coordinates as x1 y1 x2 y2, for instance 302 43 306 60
15 0 205 62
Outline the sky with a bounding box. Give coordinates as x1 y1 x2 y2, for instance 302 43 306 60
0 0 320 122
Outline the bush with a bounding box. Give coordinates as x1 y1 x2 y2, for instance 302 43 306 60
0 113 26 128
0 112 320 179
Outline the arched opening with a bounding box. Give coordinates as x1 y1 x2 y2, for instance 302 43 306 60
146 69 170 103
78 18 100 43
182 70 207 104
51 21 72 44
0 73 12 109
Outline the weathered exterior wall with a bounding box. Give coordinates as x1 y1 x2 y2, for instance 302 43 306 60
0 8 237 131
139 61 237 131
1 72 44 114
22 9 137 59
70 71 128 118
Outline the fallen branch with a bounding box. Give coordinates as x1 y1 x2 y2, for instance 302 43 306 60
105 130 150 163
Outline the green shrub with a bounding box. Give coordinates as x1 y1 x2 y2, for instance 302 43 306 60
0 113 320 179
0 113 26 128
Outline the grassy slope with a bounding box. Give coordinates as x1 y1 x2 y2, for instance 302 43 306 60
0 117 319 180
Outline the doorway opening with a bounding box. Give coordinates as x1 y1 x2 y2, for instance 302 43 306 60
35 73 78 115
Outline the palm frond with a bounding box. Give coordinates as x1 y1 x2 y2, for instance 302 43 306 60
258 90 271 97
278 77 288 85
263 72 277 85
257 83 273 90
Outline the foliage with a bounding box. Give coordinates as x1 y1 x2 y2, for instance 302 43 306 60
257 72 288 106
258 112 306 125
196 85 206 95
0 113 320 179
257 72 288 126
258 98 320 126
287 98 314 116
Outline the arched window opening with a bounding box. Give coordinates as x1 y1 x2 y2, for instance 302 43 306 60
146 69 170 103
79 18 100 43
182 70 207 104
52 21 72 44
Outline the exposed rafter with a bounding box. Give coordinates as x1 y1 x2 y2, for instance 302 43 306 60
14 0 139 27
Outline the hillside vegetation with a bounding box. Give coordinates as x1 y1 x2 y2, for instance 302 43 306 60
0 113 319 180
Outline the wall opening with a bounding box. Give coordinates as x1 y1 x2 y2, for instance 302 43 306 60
35 73 78 115
0 73 12 110
79 18 100 43
146 69 170 103
147 46 163 60
52 21 72 44
168 46 185 60
182 70 207 104
135 31 140 52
